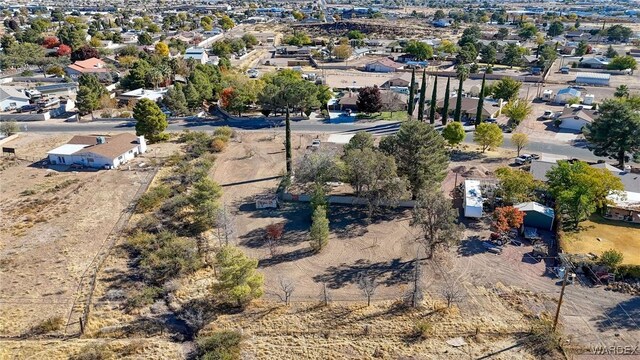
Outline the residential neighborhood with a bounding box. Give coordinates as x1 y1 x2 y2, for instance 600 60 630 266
0 1 639 359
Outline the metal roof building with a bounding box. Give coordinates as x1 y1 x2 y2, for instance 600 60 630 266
575 72 610 86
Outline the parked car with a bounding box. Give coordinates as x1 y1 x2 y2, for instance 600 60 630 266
485 117 498 123
482 241 503 254
307 139 321 149
17 104 40 113
530 153 540 160
541 110 555 120
515 154 533 165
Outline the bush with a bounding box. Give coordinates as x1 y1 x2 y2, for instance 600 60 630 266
214 126 234 138
21 70 34 76
211 138 227 153
100 112 111 118
486 65 494 74
617 264 640 279
321 109 329 119
137 232 202 284
136 185 171 213
599 249 624 269
69 344 115 360
196 331 242 360
414 320 432 339
119 111 132 118
125 286 164 310
31 316 64 335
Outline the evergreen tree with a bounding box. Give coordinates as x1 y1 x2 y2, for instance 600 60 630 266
417 70 427 121
429 76 438 124
133 98 168 142
407 69 416 117
76 86 99 116
454 65 469 122
441 77 450 125
310 205 329 252
476 74 486 126
163 83 189 116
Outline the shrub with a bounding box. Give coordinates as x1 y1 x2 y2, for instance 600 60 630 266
486 65 494 74
211 138 227 152
599 249 624 269
119 111 132 118
320 109 329 119
21 70 34 76
69 344 115 360
196 331 242 360
100 112 111 118
617 264 640 279
136 185 171 213
125 286 164 310
214 126 234 138
138 232 202 284
414 320 432 339
526 317 562 357
31 316 64 335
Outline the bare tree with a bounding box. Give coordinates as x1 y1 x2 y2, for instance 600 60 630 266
381 91 405 119
319 282 332 306
405 256 424 308
358 273 378 306
214 206 236 247
441 280 464 308
278 277 295 305
412 189 464 258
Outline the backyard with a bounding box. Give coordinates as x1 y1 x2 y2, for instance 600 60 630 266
561 215 640 265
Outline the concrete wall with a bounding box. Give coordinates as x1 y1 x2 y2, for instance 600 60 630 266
0 133 19 146
0 113 50 121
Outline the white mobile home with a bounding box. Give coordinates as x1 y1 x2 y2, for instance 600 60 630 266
464 180 483 218
47 133 146 169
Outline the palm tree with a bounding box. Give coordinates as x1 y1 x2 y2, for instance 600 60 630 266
614 84 630 98
454 65 469 122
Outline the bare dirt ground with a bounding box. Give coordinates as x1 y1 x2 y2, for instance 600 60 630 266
0 134 155 336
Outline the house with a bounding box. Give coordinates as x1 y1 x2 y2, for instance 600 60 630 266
628 48 640 57
575 72 610 86
47 134 147 169
464 180 483 218
580 57 610 69
380 77 415 89
0 86 30 111
514 202 555 230
184 47 209 64
555 88 582 104
364 58 403 73
556 107 599 131
65 58 111 81
606 191 640 223
35 83 78 97
118 88 167 102
434 97 501 120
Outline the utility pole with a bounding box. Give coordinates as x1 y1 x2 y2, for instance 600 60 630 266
553 268 569 331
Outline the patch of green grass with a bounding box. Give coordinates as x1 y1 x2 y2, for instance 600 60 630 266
356 111 408 121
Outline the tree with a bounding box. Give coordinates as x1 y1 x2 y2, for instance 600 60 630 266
547 161 623 228
309 205 329 252
404 40 433 61
295 151 343 184
265 222 285 256
219 15 235 30
605 45 618 59
408 69 416 117
357 86 382 115
503 43 524 68
0 121 19 136
316 85 332 110
503 98 532 126
138 32 153 45
154 42 169 57
480 45 497 64
163 83 189 116
412 189 463 258
42 36 60 49
474 123 503 152
433 9 446 20
441 77 450 125
332 43 352 60
76 86 99 116
475 74 486 126
437 40 458 57
46 65 65 77
358 273 378 306
547 21 565 37
496 28 509 40
608 55 637 71
614 85 629 98
575 41 589 56
380 121 448 198
133 98 168 143
599 249 624 269
456 43 478 64
583 98 640 167
511 133 529 156
492 77 522 101
344 131 374 152
495 167 539 204
429 76 438 124
70 45 99 61
215 245 263 306
604 24 632 42
292 10 305 21
79 74 106 98
417 70 427 121
242 34 258 48
55 44 71 57
442 122 465 146
310 183 328 214
519 23 538 40
189 177 222 233
454 65 469 122
493 206 525 233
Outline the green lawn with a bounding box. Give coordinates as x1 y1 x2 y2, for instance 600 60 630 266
357 112 408 121
561 215 640 265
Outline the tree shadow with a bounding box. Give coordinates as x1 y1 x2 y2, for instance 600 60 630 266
457 235 486 257
258 248 315 267
329 205 410 239
593 297 640 331
312 258 418 289
450 150 486 162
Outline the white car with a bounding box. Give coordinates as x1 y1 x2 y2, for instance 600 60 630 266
541 110 555 120
515 154 532 165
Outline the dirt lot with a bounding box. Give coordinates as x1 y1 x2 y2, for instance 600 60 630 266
0 133 155 336
562 216 640 265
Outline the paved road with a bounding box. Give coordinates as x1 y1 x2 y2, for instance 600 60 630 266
23 117 603 161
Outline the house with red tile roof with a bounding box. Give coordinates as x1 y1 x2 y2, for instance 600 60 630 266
65 58 111 81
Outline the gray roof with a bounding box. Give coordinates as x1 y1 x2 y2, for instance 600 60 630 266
0 86 28 101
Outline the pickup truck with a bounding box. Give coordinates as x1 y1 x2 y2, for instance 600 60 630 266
515 153 540 165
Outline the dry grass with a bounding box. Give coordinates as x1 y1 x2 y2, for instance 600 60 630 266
562 216 640 265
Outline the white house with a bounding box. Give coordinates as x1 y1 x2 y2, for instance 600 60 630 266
556 107 599 131
119 88 167 102
184 47 209 64
0 86 30 111
464 180 483 218
364 58 403 73
555 88 581 104
47 134 146 169
580 57 610 69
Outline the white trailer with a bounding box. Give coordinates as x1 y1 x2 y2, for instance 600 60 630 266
464 180 483 218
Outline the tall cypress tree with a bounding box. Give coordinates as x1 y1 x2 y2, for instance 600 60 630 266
475 74 486 126
441 77 450 125
417 70 427 121
454 68 468 122
407 69 416 117
429 76 438 124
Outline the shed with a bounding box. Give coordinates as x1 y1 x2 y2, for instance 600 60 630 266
575 72 610 86
464 180 483 218
515 201 555 230
555 88 581 104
